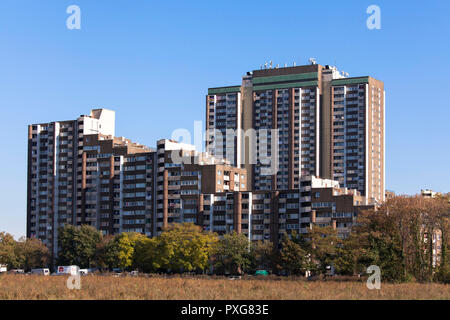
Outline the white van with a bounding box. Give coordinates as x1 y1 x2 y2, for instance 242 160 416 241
31 268 50 276
79 269 89 276
56 265 79 276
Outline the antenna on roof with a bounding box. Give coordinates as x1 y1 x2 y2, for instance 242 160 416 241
309 57 317 65
284 63 287 68
264 62 268 69
293 61 296 66
269 60 273 69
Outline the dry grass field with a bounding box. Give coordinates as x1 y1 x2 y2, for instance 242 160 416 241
0 274 448 300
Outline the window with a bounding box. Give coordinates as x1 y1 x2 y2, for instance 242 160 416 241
312 202 336 209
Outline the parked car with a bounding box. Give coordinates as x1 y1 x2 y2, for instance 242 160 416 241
255 270 269 276
8 269 25 274
31 268 50 276
0 264 7 273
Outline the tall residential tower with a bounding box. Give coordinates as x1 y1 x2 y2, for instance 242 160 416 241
206 62 385 204
27 109 155 256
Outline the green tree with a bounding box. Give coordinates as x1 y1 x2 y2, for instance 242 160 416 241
94 235 115 270
249 241 274 273
1 233 50 271
213 231 251 275
151 223 218 273
132 236 154 272
111 233 134 269
279 233 309 276
0 232 19 269
306 225 341 275
334 233 361 276
57 224 102 268
15 237 50 270
100 232 149 270
349 198 414 282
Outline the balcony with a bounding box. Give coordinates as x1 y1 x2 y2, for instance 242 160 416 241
300 206 311 213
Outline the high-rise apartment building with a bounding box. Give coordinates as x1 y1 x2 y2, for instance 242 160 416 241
206 88 242 168
27 109 155 256
154 139 247 235
82 134 154 236
206 63 385 203
329 77 385 203
207 66 320 191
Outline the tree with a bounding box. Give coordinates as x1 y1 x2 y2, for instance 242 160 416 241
347 196 450 282
57 224 102 268
213 231 251 275
57 224 78 265
430 195 450 283
151 223 218 273
334 233 363 276
99 232 149 270
0 232 19 268
249 241 275 273
132 236 154 272
306 225 341 275
349 204 407 282
15 237 50 270
0 233 50 271
94 235 115 270
279 233 309 276
109 233 134 270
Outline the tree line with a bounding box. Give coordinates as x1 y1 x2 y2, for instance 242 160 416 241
0 233 50 270
1 196 448 282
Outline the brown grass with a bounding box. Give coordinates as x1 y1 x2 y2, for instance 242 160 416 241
0 274 448 300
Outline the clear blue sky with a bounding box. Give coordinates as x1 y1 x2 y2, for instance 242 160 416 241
0 0 449 238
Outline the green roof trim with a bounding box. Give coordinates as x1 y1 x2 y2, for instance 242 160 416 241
208 86 241 95
252 72 318 85
331 77 369 86
253 80 318 91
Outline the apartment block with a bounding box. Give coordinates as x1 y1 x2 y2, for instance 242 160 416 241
154 139 247 235
206 63 385 204
81 134 154 236
27 109 155 257
329 77 385 204
206 88 242 167
308 176 371 238
200 175 371 243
